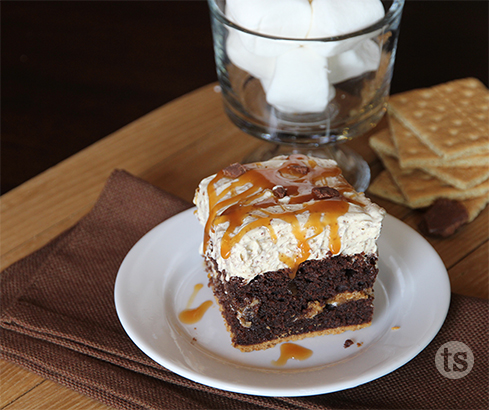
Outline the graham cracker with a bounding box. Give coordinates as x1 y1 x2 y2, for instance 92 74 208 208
368 170 407 206
370 116 489 190
389 115 489 168
421 164 489 191
370 170 489 222
436 78 489 136
369 126 397 157
462 195 489 223
376 151 489 208
388 78 489 159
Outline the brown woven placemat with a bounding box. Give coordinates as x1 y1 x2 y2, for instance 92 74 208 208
1 170 487 409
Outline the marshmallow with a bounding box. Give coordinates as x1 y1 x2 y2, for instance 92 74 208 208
226 0 311 57
265 47 331 114
327 40 382 84
226 29 276 86
225 0 311 38
308 0 385 57
224 0 385 113
308 0 385 39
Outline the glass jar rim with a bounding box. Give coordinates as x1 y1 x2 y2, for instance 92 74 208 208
208 0 404 42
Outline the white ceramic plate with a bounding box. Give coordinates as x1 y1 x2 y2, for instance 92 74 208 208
115 208 450 397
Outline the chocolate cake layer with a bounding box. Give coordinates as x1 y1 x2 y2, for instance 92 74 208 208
207 253 378 351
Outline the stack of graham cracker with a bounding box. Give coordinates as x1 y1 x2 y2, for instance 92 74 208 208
369 77 489 222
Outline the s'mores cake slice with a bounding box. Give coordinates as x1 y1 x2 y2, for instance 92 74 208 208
194 154 385 352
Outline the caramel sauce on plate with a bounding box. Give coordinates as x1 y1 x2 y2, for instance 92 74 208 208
272 343 313 366
205 155 361 274
178 283 213 325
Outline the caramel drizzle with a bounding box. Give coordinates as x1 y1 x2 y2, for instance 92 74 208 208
178 283 213 325
205 155 359 274
272 343 313 366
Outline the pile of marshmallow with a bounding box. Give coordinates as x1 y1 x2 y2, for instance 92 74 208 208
225 0 385 114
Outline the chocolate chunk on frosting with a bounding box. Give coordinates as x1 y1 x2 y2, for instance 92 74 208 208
419 198 469 237
289 164 309 175
272 185 287 198
312 186 341 199
222 163 247 178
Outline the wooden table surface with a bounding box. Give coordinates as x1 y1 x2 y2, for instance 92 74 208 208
1 82 488 408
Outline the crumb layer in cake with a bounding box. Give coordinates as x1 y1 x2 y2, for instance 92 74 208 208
207 253 378 352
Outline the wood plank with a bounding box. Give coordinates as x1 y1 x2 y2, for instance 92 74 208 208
3 380 109 410
449 241 489 299
0 362 44 408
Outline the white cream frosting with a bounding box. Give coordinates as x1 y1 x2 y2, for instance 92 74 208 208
193 155 385 282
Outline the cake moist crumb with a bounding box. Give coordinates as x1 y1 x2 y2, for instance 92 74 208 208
344 339 354 348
